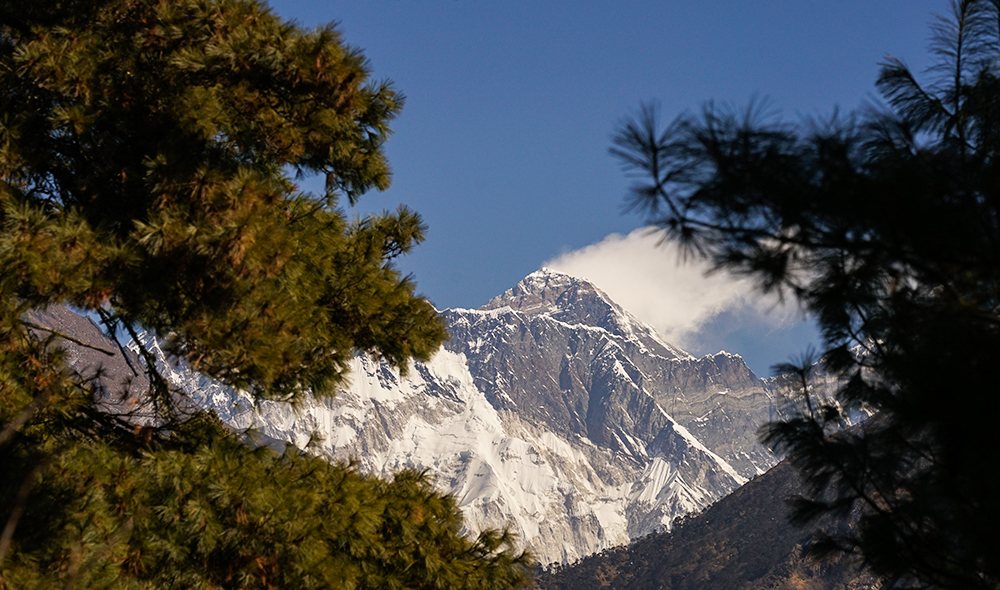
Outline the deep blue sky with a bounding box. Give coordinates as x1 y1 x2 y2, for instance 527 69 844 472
268 1 944 374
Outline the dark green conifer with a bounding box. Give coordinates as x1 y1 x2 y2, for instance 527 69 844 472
611 1 1000 588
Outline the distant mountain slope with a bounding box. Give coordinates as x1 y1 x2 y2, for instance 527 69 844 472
24 305 149 416
142 268 784 564
532 459 877 590
28 288 875 586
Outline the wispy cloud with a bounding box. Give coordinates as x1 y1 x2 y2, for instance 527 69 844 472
544 227 802 353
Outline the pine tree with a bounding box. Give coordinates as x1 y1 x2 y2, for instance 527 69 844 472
0 0 531 587
610 1 1000 588
1 0 448 402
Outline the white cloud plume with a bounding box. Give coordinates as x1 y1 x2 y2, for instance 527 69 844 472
544 227 801 352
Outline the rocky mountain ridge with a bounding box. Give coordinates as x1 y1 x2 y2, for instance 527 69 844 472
143 268 783 564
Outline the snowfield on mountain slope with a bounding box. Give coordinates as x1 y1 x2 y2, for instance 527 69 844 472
138 268 779 564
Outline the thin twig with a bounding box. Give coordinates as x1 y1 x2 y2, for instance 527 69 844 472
21 321 116 356
95 309 140 377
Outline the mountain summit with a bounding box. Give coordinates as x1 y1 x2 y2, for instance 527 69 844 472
481 268 693 361
151 268 781 564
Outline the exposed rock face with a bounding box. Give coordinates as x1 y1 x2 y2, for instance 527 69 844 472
24 306 157 422
148 269 782 564
453 269 778 479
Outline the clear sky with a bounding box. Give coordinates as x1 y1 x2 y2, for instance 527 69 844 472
267 0 944 375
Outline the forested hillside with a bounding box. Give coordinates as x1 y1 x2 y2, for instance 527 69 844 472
534 460 876 590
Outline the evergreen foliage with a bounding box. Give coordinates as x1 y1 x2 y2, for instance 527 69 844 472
610 1 1000 588
0 0 448 402
2 404 531 589
0 0 531 587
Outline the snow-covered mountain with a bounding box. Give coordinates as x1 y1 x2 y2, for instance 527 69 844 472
143 268 781 565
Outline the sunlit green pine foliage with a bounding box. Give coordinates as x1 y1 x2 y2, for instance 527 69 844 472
0 0 531 587
0 0 448 401
2 405 530 589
